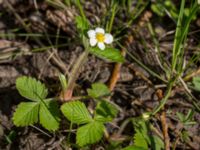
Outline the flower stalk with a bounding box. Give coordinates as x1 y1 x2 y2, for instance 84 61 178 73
60 50 89 101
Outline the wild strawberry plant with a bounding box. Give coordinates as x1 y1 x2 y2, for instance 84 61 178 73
12 12 123 146
13 76 118 147
11 0 168 148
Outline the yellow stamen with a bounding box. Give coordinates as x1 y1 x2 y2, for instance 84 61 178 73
96 33 105 42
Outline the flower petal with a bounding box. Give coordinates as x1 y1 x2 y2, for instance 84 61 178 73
90 38 97 46
95 27 105 34
104 33 113 44
87 30 96 38
98 42 105 50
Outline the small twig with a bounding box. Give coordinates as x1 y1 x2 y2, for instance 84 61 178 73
30 125 51 137
156 89 170 150
108 48 126 91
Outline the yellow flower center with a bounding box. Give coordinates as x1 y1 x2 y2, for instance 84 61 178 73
96 33 105 42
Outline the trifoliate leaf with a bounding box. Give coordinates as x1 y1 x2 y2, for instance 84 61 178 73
76 121 105 147
87 83 110 99
94 100 118 123
13 102 39 126
16 76 48 101
61 101 92 124
89 47 124 62
122 145 147 150
40 100 60 131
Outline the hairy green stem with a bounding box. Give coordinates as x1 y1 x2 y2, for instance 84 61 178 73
62 50 89 100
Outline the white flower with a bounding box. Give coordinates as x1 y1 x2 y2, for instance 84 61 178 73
87 27 113 50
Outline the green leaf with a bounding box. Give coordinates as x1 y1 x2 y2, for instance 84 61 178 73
94 100 118 123
61 101 92 124
132 120 164 150
76 121 105 147
176 112 185 122
181 130 190 142
13 102 39 126
122 145 147 150
75 15 89 31
40 100 60 131
89 47 124 62
151 3 165 16
16 76 48 101
132 120 149 149
134 129 148 149
192 76 200 91
87 83 110 99
151 135 164 150
176 110 196 126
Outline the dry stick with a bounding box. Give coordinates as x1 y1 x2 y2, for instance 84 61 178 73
5 1 68 74
108 48 126 91
156 89 170 150
60 50 89 101
108 34 130 91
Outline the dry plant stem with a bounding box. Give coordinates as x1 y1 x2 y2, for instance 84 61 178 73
108 36 132 93
61 50 89 101
156 89 170 150
30 125 51 137
160 111 170 150
108 48 126 91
